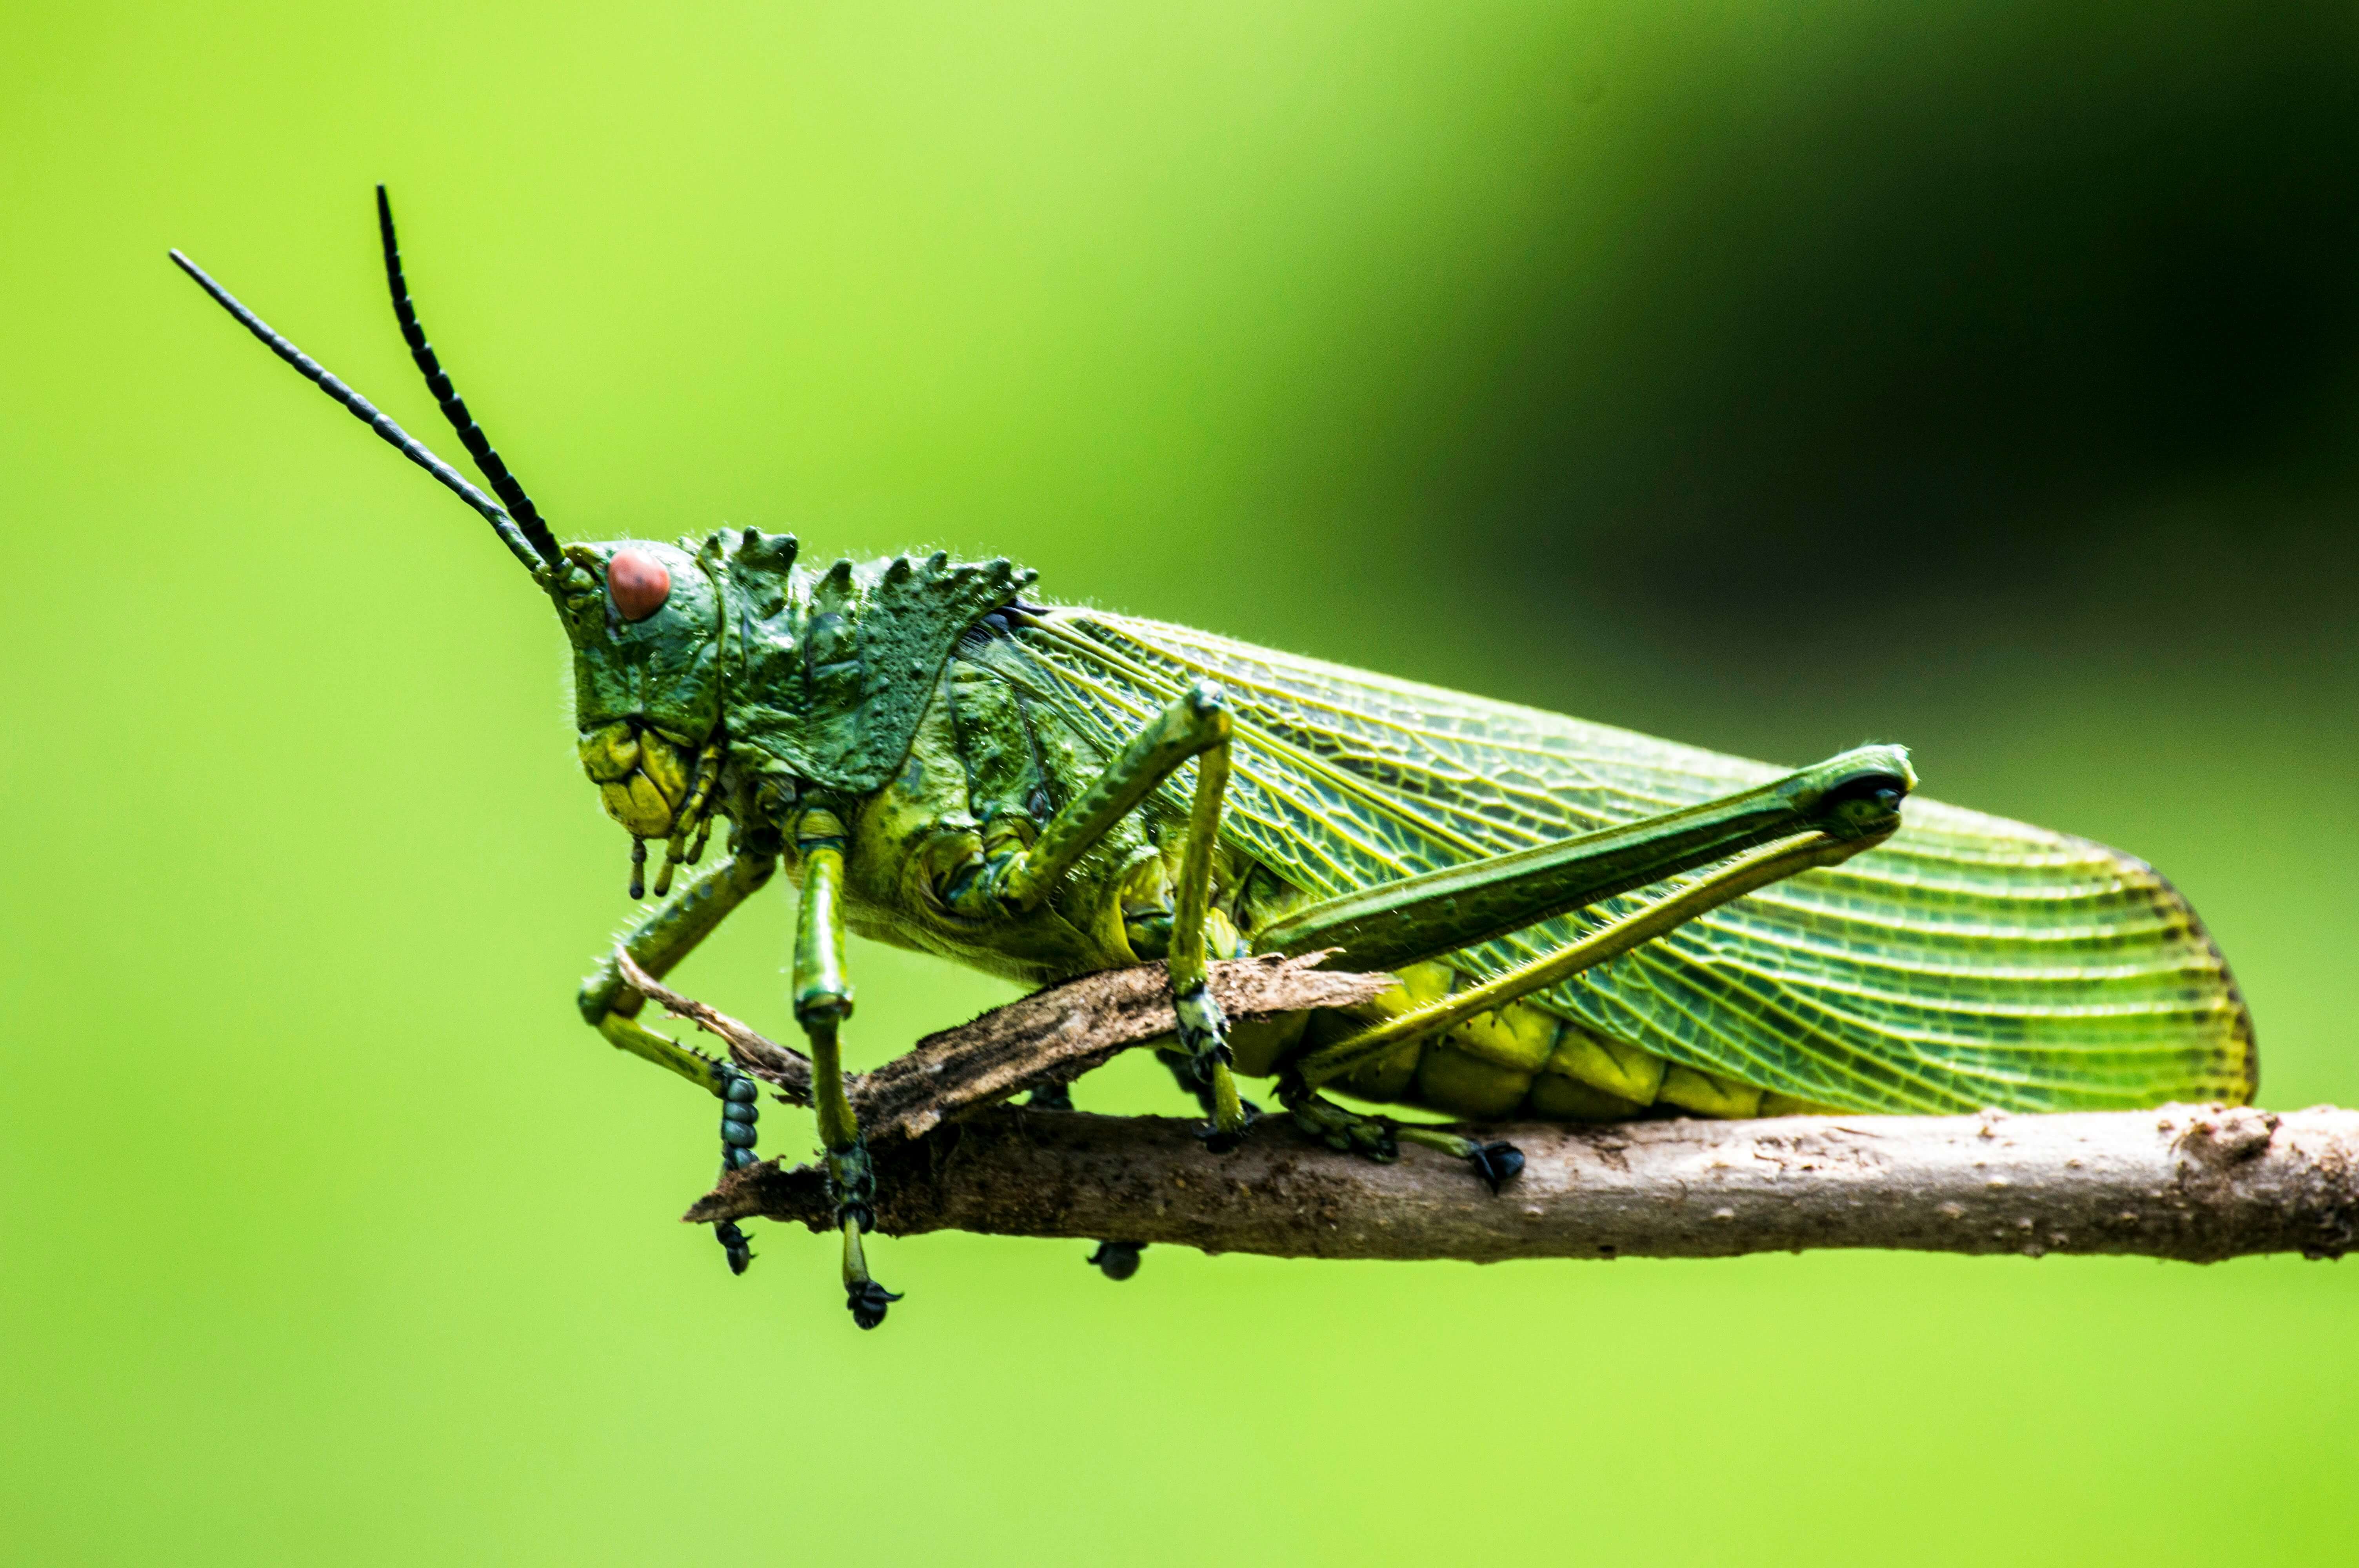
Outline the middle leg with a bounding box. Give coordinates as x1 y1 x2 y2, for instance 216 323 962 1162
1163 732 1253 1149
944 679 1250 1145
788 799 901 1329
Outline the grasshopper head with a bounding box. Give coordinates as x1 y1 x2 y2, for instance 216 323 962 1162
546 530 1042 866
551 540 724 842
167 192 1037 884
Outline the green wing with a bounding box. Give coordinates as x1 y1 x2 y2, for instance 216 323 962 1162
1012 608 2255 1114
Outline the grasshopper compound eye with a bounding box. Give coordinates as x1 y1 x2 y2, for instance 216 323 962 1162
607 550 671 621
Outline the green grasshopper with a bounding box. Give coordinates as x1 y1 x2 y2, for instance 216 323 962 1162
173 191 2255 1327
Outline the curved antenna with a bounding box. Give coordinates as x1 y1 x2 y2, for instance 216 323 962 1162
169 247 549 575
374 186 563 566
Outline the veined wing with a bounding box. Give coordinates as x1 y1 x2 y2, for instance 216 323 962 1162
1011 608 2255 1114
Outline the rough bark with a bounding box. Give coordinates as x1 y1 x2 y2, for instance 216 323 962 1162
638 955 2355 1265
616 949 1390 1143
689 1102 2359 1265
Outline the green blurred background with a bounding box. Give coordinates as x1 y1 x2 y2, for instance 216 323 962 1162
6 2 2357 1561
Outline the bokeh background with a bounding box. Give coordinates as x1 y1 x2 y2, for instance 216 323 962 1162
7 2 2357 1562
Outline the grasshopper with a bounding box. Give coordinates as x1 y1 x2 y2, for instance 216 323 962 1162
173 191 2255 1327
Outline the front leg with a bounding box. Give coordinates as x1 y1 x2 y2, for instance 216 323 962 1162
577 844 780 1270
578 846 781 1093
790 802 900 1330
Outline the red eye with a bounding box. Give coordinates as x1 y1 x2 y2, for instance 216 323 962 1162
607 550 671 621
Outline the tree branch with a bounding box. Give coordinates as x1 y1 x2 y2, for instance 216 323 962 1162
639 959 2359 1265
691 1104 2356 1263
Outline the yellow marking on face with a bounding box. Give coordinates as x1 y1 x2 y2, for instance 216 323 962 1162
578 722 640 783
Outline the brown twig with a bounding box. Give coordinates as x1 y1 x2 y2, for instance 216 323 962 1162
689 1102 2359 1265
635 956 2356 1265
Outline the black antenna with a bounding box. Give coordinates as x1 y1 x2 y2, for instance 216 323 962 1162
169 247 549 575
374 186 563 566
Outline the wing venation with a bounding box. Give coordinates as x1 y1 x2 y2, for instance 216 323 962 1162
1011 610 2255 1113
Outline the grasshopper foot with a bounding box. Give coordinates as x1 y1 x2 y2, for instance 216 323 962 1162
1278 1083 1400 1162
845 1278 903 1330
718 1066 761 1160
714 1220 755 1276
1189 1075 1264 1151
1027 1080 1076 1111
1197 1123 1247 1154
711 1067 763 1272
1175 981 1256 1152
1468 1141 1526 1195
1087 1240 1145 1281
828 1142 900 1328
1394 1127 1527 1193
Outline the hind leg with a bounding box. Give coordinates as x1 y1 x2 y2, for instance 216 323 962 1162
1250 744 1910 971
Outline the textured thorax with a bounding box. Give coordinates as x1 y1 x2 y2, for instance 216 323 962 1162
707 535 1038 793
813 673 1101 986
